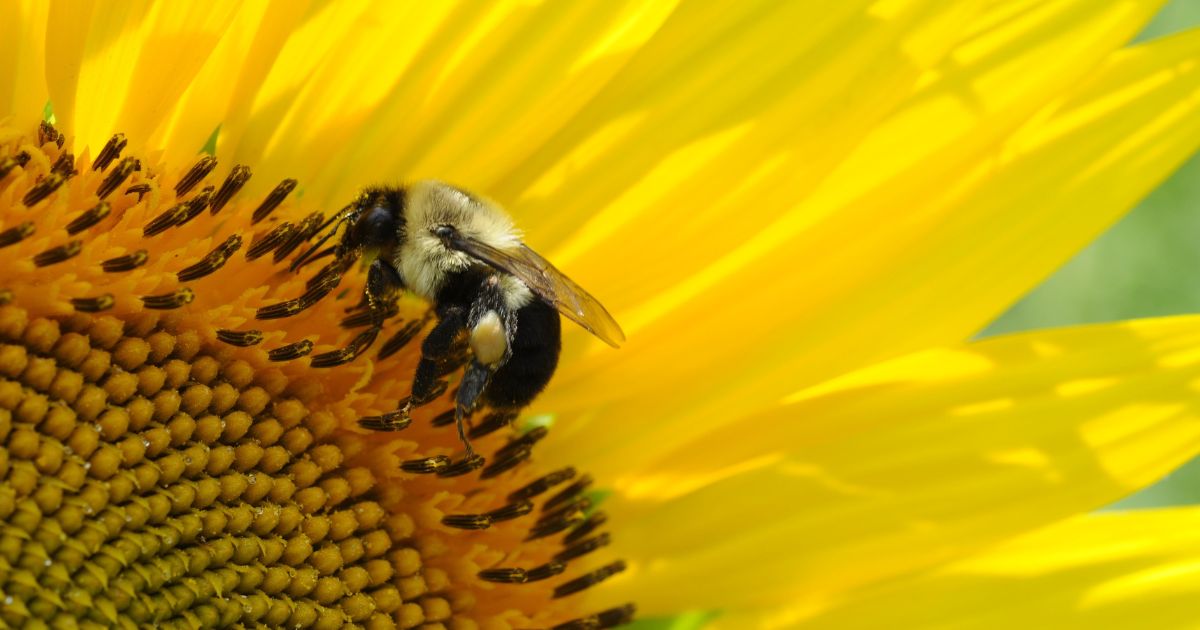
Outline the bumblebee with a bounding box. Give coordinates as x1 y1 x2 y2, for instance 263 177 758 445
293 181 624 460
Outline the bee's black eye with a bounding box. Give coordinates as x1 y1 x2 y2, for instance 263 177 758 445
434 224 456 239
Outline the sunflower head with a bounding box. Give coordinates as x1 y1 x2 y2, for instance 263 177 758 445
0 119 632 629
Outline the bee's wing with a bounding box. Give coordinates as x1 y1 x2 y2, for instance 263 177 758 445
444 233 625 347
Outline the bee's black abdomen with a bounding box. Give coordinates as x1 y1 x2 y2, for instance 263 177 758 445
485 299 561 408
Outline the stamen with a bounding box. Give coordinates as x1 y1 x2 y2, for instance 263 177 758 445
509 467 577 502
544 475 594 512
140 288 195 310
400 455 451 474
377 317 430 360
412 379 449 406
245 222 295 261
0 222 35 248
495 426 548 462
101 249 149 273
174 185 215 228
0 152 31 179
66 201 111 235
563 512 608 545
309 327 378 368
554 533 612 564
539 497 593 529
526 510 586 541
527 562 567 581
209 165 252 215
251 178 298 224
96 157 140 199
430 409 456 427
553 605 637 630
175 155 217 196
487 500 534 522
267 339 314 362
51 152 76 176
481 445 531 480
478 567 527 584
441 513 492 531
340 304 400 329
437 454 486 478
32 240 82 267
93 133 127 171
38 120 64 148
216 329 264 347
552 561 627 599
255 269 340 320
176 234 243 282
70 294 115 313
468 410 518 440
142 203 188 237
23 173 65 206
124 182 151 200
357 410 411 432
273 212 324 263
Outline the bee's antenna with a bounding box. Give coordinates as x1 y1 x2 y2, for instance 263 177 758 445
289 207 354 272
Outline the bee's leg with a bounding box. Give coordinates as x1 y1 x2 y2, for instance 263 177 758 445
364 258 403 327
452 280 517 458
454 360 492 459
410 306 468 407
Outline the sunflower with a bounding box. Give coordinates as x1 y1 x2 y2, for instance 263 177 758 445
2 1 1200 629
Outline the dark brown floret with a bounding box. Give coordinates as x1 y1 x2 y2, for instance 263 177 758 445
96 157 140 199
66 201 112 235
101 250 149 273
251 178 298 224
92 133 128 171
553 561 627 599
0 222 35 248
209 165 252 216
140 288 195 309
33 240 82 267
176 234 243 282
267 339 314 362
245 221 295 261
216 329 264 347
70 294 115 313
175 155 217 196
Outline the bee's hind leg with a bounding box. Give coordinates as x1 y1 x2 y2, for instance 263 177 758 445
454 360 493 459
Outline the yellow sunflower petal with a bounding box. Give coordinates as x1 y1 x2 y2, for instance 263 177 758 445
541 10 1200 480
0 0 49 132
45 1 239 152
590 315 1200 615
791 507 1200 629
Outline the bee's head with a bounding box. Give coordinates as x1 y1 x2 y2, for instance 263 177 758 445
405 180 521 252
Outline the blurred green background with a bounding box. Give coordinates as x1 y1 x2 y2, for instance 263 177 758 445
984 0 1200 509
632 2 1200 628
